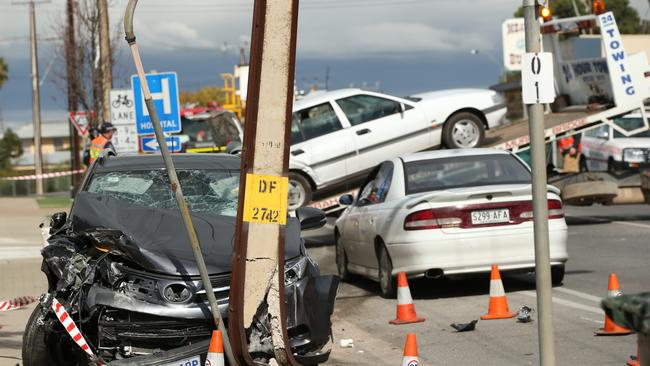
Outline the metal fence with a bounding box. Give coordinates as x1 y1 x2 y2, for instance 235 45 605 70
0 175 72 196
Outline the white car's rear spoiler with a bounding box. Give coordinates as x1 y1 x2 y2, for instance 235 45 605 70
405 184 561 210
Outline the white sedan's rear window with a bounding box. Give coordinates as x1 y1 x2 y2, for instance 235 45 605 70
404 154 531 194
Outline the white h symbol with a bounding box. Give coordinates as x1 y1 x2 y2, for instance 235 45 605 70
142 77 171 116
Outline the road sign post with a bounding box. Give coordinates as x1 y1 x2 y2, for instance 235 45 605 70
523 1 556 365
131 72 182 135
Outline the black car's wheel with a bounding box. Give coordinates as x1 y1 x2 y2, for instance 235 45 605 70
23 304 87 366
378 245 396 298
551 265 565 286
335 232 352 282
442 112 485 149
288 172 312 211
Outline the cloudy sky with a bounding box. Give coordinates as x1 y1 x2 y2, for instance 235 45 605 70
1 0 649 125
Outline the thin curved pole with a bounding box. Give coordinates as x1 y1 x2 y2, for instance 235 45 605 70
123 1 237 364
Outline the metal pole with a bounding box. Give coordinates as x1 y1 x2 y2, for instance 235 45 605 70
122 1 237 364
523 1 556 365
66 0 81 196
98 0 111 123
29 1 43 196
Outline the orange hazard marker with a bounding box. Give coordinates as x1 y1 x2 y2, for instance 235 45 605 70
390 272 425 325
595 273 632 336
626 346 640 366
401 333 419 366
481 265 515 320
205 330 224 366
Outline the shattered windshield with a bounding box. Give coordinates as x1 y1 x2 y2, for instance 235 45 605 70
86 169 239 216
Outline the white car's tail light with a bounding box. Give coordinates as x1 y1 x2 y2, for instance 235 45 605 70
404 199 564 231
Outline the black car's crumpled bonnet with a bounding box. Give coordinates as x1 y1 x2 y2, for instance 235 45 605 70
70 191 302 276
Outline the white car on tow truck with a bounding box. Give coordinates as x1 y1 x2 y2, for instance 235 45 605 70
333 149 568 298
581 113 650 172
288 88 507 209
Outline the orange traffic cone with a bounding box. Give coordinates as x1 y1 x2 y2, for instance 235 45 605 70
481 265 515 320
595 273 632 336
205 330 224 366
401 333 419 366
390 272 425 325
627 346 640 366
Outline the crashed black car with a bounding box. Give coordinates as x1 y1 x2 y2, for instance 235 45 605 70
22 154 338 365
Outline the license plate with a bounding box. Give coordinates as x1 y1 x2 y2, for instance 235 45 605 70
161 355 201 366
471 208 510 225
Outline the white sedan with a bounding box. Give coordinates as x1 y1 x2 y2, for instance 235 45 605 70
288 88 506 209
334 149 568 298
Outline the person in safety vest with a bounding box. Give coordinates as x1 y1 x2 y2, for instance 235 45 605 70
558 135 582 172
87 123 117 165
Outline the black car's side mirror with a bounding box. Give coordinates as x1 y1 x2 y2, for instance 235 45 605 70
49 212 67 233
339 194 354 206
295 207 326 231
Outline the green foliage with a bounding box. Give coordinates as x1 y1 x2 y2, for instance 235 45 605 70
513 0 644 34
180 87 227 107
0 129 23 171
0 58 7 90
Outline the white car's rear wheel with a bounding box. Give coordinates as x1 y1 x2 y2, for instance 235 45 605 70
335 233 352 281
442 112 485 149
288 172 312 211
378 245 396 298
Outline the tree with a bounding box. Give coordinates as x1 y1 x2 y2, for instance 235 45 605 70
180 87 227 107
0 129 23 171
0 58 7 90
51 0 119 127
514 0 646 34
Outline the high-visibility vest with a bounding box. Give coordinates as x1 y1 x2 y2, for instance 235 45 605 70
89 135 108 164
558 136 582 152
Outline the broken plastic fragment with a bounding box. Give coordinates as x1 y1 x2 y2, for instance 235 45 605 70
450 319 478 332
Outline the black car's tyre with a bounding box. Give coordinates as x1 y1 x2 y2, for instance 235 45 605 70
335 233 352 282
551 265 565 286
378 245 397 298
288 172 312 211
23 304 86 366
442 112 485 149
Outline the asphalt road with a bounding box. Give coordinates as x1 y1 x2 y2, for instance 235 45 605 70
304 204 650 365
0 198 648 365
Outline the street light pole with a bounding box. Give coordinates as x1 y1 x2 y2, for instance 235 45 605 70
523 1 556 365
98 0 112 124
29 0 43 196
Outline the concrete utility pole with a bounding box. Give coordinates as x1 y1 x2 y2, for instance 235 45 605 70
66 0 81 195
98 0 111 123
229 0 300 364
26 0 46 196
523 1 556 365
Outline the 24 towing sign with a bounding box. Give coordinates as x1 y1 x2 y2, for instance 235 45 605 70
131 72 182 135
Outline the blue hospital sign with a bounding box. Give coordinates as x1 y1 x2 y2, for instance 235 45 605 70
131 72 182 135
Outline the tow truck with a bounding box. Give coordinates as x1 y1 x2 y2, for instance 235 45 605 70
308 11 650 212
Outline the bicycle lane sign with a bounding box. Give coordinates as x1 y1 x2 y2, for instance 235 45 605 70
110 89 139 154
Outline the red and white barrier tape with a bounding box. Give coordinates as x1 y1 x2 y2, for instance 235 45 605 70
1 169 86 181
0 295 37 311
51 298 100 362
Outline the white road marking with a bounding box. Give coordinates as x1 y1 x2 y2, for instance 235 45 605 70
554 287 603 303
518 291 604 315
612 221 650 229
0 246 43 260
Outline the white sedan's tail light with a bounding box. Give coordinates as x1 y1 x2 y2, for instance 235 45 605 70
404 199 564 231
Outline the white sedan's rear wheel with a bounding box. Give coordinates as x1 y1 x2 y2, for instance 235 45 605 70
335 233 352 281
378 245 396 298
288 172 312 211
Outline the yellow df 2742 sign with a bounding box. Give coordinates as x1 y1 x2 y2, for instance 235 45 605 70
242 173 289 225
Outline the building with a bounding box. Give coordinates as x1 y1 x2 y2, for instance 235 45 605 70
9 120 72 171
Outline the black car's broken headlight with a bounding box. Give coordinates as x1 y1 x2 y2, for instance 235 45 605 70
284 255 318 286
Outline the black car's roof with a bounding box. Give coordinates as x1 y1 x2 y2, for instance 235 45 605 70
94 153 241 172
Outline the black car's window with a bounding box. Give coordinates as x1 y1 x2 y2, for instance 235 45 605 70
86 169 239 216
336 95 401 126
358 161 394 205
291 103 343 143
404 155 531 194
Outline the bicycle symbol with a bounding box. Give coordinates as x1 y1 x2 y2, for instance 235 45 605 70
112 94 133 108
